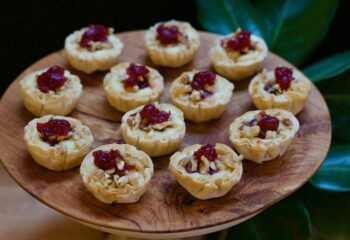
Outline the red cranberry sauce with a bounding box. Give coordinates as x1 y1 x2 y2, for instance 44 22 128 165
79 24 109 48
274 67 294 90
240 112 279 139
123 63 150 89
221 30 253 52
257 112 279 139
191 71 216 98
139 104 171 125
156 24 181 44
93 149 135 175
37 65 67 93
185 144 218 174
36 119 72 145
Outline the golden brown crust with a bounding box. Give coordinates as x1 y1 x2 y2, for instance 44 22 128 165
20 69 82 117
229 109 299 163
103 62 164 112
170 70 234 122
80 143 154 204
65 27 123 73
169 143 243 200
209 30 268 81
144 20 200 67
120 103 186 157
248 68 311 115
24 115 94 171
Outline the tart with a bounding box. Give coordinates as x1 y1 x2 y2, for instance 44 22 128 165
103 62 164 112
209 29 268 81
20 65 82 117
24 115 93 171
80 143 153 204
229 109 299 163
65 24 123 73
248 66 311 115
169 143 243 200
144 20 200 67
121 103 186 157
170 70 233 122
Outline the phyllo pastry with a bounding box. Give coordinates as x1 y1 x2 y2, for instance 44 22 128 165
144 20 200 67
24 115 93 171
170 70 233 122
209 29 268 81
20 65 82 116
103 62 164 112
80 143 153 204
169 143 243 200
121 103 186 157
229 109 299 163
65 24 123 73
249 66 311 114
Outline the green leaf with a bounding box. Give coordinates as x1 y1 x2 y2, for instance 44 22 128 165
309 71 350 191
310 141 350 191
196 0 269 39
316 71 350 142
208 195 313 240
299 185 350 239
196 0 339 66
303 51 350 82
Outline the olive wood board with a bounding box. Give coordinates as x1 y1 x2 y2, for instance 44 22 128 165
0 31 331 238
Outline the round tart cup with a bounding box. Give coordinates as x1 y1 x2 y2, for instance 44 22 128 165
229 109 299 163
248 68 311 115
20 68 82 117
144 19 200 67
169 143 243 200
65 27 123 73
103 62 164 112
80 143 154 204
121 103 186 157
209 30 268 81
170 70 234 122
24 115 94 171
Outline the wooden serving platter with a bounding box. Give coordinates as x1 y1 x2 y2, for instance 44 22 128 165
0 31 331 239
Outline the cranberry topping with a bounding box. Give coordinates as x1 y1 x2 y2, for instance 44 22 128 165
140 104 171 125
258 112 279 138
123 63 150 89
36 119 72 145
93 149 122 170
79 24 109 48
193 144 218 162
222 30 252 52
185 144 218 174
191 71 216 90
37 65 67 93
93 149 135 176
274 67 294 90
156 24 180 44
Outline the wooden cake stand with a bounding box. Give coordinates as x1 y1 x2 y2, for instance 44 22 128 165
0 31 331 239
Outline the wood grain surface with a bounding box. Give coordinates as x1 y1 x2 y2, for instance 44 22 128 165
0 164 105 240
0 31 331 235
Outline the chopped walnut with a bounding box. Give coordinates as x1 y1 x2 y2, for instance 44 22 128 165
265 130 278 139
189 90 202 102
128 112 173 132
87 41 113 52
282 118 292 126
182 149 240 175
127 113 141 128
241 125 260 138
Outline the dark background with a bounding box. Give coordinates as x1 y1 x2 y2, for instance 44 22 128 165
1 0 349 95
